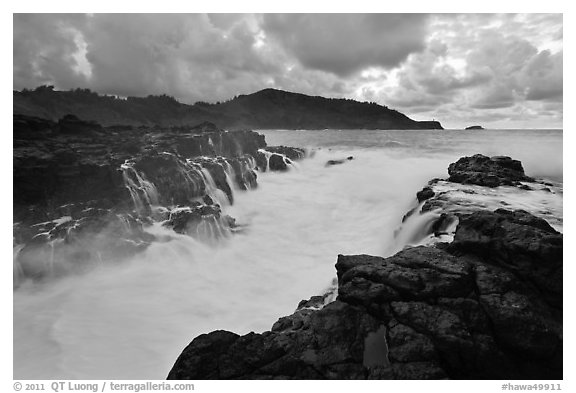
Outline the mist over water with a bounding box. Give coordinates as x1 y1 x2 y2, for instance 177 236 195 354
13 129 563 379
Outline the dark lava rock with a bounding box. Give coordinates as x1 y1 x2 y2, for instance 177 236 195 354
447 154 534 187
265 146 306 161
167 152 561 380
416 186 435 202
254 146 305 172
14 114 56 136
326 156 354 166
257 146 306 172
228 156 258 190
448 209 562 308
168 209 562 380
58 114 103 134
15 210 154 283
14 114 268 224
168 300 388 380
14 114 301 282
268 154 290 171
162 204 230 239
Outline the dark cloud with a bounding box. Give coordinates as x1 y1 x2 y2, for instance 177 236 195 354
13 14 290 103
523 50 563 101
470 85 517 109
81 14 282 101
13 14 90 89
13 13 563 128
262 14 429 76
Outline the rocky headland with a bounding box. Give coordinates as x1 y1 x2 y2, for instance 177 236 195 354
13 114 305 283
14 87 443 130
167 154 562 380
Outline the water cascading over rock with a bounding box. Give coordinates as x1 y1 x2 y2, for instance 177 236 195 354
13 115 305 284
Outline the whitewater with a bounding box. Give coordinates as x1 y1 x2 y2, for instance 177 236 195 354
13 129 563 379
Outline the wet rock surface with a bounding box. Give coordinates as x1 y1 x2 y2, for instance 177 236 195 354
416 186 435 202
448 154 534 187
326 156 354 167
14 115 265 222
255 146 306 172
13 114 303 283
168 207 562 380
167 154 562 380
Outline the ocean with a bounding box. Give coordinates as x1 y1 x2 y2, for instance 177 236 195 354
13 128 563 379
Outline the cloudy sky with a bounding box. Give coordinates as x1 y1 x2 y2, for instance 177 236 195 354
13 13 563 128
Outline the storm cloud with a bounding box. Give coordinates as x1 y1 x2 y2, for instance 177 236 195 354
13 13 563 128
261 14 429 76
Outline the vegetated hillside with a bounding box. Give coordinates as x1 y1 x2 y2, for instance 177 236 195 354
13 86 443 130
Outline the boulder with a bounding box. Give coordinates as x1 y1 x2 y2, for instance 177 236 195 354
416 186 435 202
447 154 534 187
268 154 289 171
326 156 354 166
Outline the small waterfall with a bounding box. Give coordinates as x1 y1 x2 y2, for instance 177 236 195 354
183 159 209 198
117 214 133 233
258 149 272 171
223 160 238 191
199 168 230 207
240 158 256 190
258 149 296 170
385 203 443 256
194 215 231 244
245 154 257 170
121 162 160 214
46 239 58 276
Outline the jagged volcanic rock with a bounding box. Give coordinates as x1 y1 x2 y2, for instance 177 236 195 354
264 146 306 161
447 154 534 187
447 209 562 308
416 186 435 202
255 146 306 172
167 300 386 380
13 114 303 283
168 207 562 380
167 154 562 380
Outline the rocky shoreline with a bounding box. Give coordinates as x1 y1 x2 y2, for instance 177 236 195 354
13 114 305 284
167 154 562 380
13 115 562 379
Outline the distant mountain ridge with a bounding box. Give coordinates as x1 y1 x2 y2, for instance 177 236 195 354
13 86 443 130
